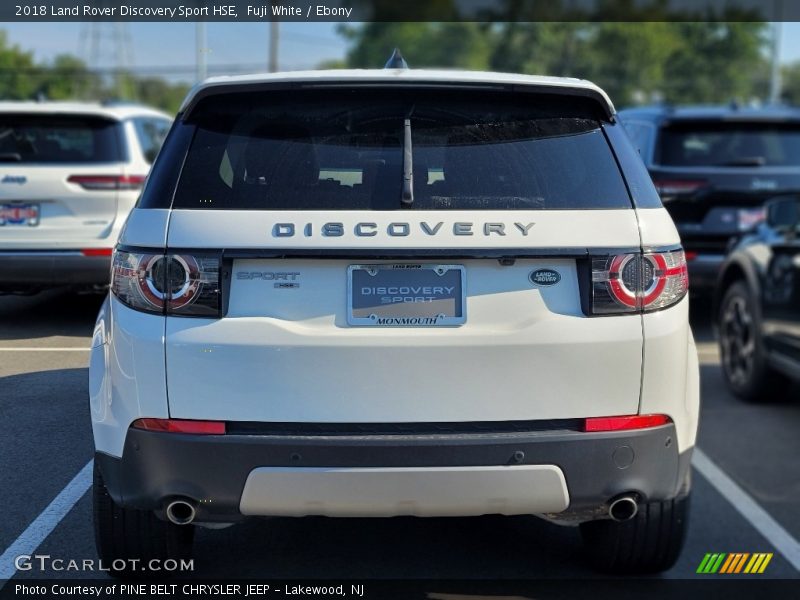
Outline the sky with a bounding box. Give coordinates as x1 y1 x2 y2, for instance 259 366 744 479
3 21 800 84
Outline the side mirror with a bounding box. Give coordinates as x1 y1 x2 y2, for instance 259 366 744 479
766 196 800 232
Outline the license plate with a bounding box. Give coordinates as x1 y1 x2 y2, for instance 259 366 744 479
0 203 39 226
348 264 466 327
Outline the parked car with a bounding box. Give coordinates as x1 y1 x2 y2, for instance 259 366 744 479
618 104 800 293
0 101 171 294
716 195 800 401
90 66 699 575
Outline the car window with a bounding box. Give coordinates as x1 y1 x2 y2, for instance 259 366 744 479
133 117 171 163
172 89 631 211
0 114 122 163
657 121 800 167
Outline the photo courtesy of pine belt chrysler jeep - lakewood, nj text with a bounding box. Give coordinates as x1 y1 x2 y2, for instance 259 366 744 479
89 63 699 575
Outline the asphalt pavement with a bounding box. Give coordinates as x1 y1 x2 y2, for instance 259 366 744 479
0 290 798 590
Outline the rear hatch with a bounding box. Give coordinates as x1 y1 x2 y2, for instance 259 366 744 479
0 112 125 249
163 87 645 424
651 119 800 253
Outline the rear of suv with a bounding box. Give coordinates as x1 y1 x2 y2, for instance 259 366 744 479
90 68 700 574
0 101 171 293
619 105 800 293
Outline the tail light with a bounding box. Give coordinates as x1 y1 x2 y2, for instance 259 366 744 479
111 250 220 317
737 207 766 231
653 179 707 200
590 249 688 314
68 174 146 191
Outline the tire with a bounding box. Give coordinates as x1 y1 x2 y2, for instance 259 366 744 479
93 462 194 578
718 281 790 402
580 495 690 574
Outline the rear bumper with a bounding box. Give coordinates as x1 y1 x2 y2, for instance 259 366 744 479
0 251 110 289
96 423 691 523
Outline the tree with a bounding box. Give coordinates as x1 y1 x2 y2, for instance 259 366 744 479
339 22 491 70
36 54 100 100
337 21 770 108
134 77 190 115
660 22 768 104
781 62 800 106
0 31 37 99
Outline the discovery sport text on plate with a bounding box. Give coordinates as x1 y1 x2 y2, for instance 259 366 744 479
89 64 700 575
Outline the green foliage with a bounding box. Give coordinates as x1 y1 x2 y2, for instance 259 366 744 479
339 23 491 70
0 29 187 115
337 21 772 107
37 54 100 100
0 31 37 99
133 77 190 115
660 22 767 104
781 62 800 106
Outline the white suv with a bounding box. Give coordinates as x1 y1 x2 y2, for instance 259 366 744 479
89 68 700 574
0 101 170 293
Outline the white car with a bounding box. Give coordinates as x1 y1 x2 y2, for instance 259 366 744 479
0 101 171 293
89 67 700 574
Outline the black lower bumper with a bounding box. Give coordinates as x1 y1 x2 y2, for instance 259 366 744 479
96 424 691 523
0 251 110 290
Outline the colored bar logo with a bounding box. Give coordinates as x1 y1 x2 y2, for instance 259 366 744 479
696 553 773 574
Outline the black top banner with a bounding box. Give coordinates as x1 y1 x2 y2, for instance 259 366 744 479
3 0 800 23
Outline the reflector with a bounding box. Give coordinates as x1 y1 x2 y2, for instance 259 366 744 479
583 414 671 432
131 418 226 435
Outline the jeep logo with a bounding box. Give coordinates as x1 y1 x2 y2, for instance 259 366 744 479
529 269 561 286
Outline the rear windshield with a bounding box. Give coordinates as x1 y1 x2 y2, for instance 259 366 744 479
0 114 122 164
658 121 800 167
173 90 630 210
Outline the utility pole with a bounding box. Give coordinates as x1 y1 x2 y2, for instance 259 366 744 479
269 21 279 72
769 21 782 104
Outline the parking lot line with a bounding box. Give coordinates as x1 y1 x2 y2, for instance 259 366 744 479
0 460 93 585
693 448 800 571
0 348 90 352
0 449 796 582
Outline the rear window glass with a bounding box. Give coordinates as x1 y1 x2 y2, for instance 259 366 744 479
0 114 122 164
173 90 631 210
658 121 800 167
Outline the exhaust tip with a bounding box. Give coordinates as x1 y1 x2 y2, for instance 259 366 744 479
608 495 639 522
166 499 196 525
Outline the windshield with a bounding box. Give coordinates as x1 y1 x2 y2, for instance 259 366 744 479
172 89 630 211
657 121 800 167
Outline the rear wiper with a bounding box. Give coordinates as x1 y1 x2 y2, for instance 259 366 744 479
0 153 22 162
401 117 414 207
716 156 766 167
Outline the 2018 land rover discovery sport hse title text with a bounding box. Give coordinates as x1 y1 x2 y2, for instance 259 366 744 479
89 67 700 574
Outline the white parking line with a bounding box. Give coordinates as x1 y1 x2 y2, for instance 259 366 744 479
0 460 93 585
693 448 800 571
0 348 91 352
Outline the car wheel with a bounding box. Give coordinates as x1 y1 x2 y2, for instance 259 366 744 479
580 495 689 574
718 281 790 402
93 462 194 578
